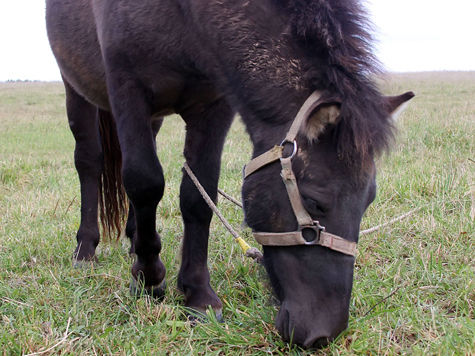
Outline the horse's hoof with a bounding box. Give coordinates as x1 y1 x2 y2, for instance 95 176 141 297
130 277 166 300
72 257 97 269
186 307 223 324
215 308 223 322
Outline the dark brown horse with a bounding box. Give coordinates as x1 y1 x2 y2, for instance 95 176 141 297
46 0 413 348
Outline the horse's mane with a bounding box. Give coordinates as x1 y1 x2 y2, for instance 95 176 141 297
282 0 393 164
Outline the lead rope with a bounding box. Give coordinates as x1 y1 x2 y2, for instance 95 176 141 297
183 162 263 263
217 188 242 208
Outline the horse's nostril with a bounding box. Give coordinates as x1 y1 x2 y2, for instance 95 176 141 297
286 329 334 349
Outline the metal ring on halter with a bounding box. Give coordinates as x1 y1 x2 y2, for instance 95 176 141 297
301 221 326 245
280 139 298 160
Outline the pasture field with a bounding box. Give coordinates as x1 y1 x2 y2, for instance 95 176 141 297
0 72 474 355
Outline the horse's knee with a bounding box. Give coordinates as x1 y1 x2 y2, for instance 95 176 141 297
122 161 165 208
180 186 214 223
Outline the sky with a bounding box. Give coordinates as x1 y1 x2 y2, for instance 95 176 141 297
0 0 474 81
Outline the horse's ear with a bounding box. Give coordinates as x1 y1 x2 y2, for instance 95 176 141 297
302 103 341 141
385 91 415 121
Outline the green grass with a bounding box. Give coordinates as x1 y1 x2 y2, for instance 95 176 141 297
0 73 474 355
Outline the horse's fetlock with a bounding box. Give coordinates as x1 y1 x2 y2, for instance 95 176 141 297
132 255 166 287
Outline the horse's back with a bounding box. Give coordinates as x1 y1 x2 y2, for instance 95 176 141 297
46 0 204 113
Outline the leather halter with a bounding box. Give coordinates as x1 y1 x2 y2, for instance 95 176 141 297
243 91 357 257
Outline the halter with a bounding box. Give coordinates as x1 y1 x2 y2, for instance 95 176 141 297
243 91 357 257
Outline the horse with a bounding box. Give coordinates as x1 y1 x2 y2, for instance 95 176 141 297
46 0 414 348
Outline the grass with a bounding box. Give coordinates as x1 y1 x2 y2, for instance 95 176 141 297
0 73 473 355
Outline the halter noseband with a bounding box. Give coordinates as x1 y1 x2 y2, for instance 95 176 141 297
243 91 357 257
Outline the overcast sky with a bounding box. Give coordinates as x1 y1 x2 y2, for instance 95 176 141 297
0 0 474 81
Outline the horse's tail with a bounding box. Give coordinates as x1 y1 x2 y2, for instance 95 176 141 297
97 110 128 240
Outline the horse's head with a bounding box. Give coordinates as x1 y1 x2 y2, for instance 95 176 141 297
185 0 415 347
242 91 414 348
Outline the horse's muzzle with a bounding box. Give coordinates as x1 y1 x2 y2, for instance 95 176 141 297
275 301 348 349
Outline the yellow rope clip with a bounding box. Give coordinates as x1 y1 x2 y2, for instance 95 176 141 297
235 237 251 254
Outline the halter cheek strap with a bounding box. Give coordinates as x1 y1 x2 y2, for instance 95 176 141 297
244 91 357 257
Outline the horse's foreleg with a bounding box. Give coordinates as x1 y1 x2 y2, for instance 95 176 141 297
107 76 166 297
64 80 102 263
178 99 234 318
